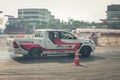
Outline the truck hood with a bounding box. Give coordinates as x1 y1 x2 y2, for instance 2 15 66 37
77 38 94 44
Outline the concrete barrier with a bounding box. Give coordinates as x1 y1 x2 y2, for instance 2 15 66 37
96 35 120 46
0 34 120 49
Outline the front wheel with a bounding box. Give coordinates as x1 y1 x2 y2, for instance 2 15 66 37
28 47 41 57
80 46 91 57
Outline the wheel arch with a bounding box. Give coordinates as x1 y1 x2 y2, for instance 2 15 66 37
78 45 92 57
28 47 43 57
29 46 43 53
79 45 92 54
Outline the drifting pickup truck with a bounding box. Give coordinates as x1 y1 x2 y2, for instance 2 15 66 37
9 29 95 57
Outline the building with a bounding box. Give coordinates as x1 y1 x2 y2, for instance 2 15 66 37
5 8 60 34
101 4 120 29
18 8 54 25
107 5 120 19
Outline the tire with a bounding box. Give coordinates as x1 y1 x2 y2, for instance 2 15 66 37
28 47 41 57
80 46 91 57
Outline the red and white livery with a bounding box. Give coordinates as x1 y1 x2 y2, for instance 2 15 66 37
9 29 95 57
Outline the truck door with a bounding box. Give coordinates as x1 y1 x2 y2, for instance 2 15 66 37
45 31 58 49
45 31 79 51
58 31 80 50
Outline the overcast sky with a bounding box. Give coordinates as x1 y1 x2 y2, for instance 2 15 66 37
0 0 120 22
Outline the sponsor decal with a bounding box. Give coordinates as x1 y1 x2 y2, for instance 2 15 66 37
56 45 73 49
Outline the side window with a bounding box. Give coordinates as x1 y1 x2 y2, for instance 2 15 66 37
54 32 59 39
59 31 76 39
48 31 59 39
35 31 43 38
48 31 55 40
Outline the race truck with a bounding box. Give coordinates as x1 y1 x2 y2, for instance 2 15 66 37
9 29 95 57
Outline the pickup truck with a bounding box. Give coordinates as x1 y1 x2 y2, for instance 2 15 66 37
9 29 95 57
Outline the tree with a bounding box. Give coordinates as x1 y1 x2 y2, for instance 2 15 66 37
108 22 120 29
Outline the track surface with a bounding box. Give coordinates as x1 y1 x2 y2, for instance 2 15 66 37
0 46 120 80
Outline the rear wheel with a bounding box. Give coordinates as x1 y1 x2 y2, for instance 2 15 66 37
28 47 41 57
80 46 91 57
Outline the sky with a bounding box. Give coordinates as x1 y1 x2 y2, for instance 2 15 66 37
0 0 120 22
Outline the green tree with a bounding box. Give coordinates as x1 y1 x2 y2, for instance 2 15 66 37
108 22 120 29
